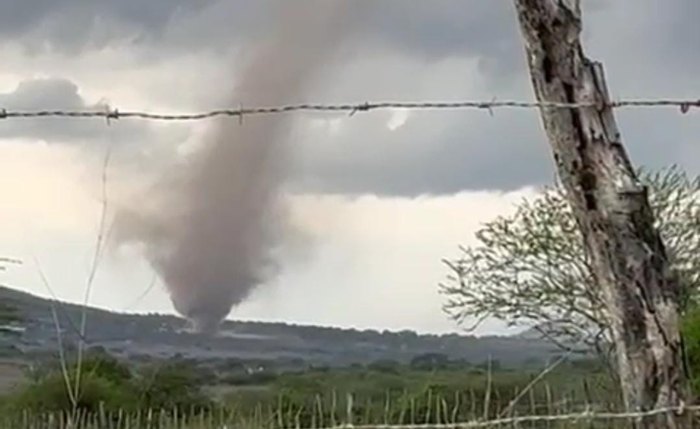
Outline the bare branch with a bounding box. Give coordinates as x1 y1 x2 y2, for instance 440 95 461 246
442 167 700 362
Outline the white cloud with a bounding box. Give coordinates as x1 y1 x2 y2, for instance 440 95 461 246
0 141 536 334
0 140 98 239
0 42 236 112
236 190 536 334
387 109 409 131
3 0 699 336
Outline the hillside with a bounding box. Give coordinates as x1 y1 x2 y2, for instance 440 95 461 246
0 286 560 368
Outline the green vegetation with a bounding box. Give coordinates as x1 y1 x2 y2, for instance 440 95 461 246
1 352 212 416
682 304 700 393
442 165 700 352
235 362 616 424
4 167 700 427
0 351 623 428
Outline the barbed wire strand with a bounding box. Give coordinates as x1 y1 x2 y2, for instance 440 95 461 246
0 98 699 122
309 404 699 429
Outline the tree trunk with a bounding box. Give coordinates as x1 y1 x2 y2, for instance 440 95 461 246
512 0 691 426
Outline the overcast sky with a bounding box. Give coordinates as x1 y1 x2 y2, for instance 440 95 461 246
1 1 699 335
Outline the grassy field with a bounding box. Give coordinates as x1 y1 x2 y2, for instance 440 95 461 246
0 356 632 428
0 406 649 429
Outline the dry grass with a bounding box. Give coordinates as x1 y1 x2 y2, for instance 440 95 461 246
1 404 693 429
1 384 692 429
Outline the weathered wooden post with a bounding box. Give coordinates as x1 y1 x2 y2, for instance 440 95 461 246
512 0 691 426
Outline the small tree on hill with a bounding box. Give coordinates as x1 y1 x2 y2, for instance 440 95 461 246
1 258 22 329
0 303 19 327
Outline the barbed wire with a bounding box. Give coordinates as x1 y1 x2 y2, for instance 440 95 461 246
0 98 698 122
315 405 700 429
4 405 700 428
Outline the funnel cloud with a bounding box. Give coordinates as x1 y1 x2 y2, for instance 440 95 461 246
114 3 359 333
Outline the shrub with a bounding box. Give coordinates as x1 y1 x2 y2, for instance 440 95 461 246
4 372 135 413
135 361 213 411
682 305 700 393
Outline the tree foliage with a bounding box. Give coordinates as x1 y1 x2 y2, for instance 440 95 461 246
4 354 136 413
137 360 212 411
440 166 700 350
682 305 700 393
3 354 212 414
0 302 20 326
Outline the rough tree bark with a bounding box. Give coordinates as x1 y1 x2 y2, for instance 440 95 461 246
512 0 691 427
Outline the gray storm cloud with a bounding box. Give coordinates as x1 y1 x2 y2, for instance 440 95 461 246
114 3 361 333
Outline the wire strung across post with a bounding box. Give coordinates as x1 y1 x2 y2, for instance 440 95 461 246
0 98 698 122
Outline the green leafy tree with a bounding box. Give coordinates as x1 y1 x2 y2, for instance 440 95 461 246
6 373 134 413
4 354 218 415
4 354 136 413
136 360 212 411
409 353 450 371
440 166 700 353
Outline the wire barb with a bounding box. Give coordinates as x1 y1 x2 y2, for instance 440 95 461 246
0 98 698 123
478 97 497 116
104 105 119 126
303 405 700 429
680 99 700 114
349 102 371 117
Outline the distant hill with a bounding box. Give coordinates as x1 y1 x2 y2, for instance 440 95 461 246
0 286 561 368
